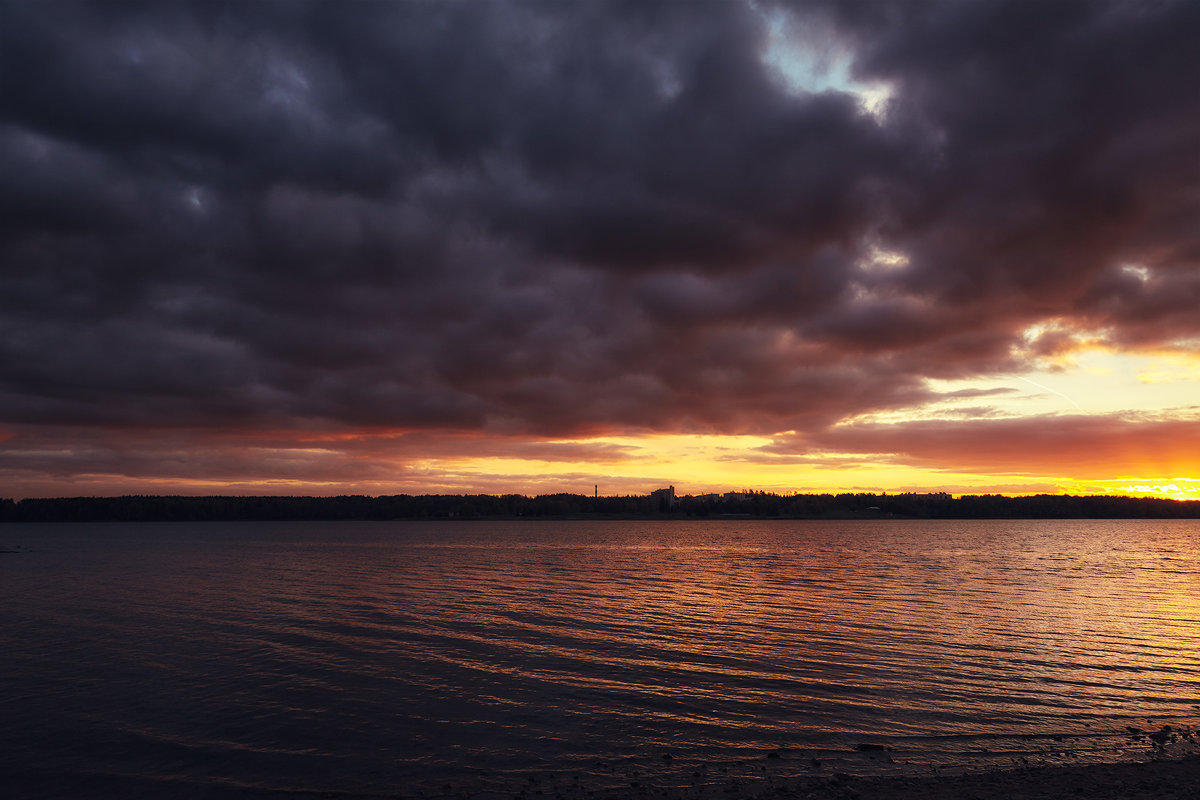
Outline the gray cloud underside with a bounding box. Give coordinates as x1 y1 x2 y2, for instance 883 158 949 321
1 0 1198 439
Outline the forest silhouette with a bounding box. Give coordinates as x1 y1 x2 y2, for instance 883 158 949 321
3 491 1198 522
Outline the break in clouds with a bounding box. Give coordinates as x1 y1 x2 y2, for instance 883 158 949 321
2 0 1199 487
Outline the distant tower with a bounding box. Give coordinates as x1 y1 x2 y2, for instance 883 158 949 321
594 484 598 498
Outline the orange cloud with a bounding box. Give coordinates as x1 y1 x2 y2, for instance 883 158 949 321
768 413 1200 480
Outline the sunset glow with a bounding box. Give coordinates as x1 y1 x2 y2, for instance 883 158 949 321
1 1 1198 502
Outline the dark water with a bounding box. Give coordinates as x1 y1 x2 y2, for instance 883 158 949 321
2 519 1199 798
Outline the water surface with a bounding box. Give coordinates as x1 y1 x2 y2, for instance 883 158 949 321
2 519 1198 797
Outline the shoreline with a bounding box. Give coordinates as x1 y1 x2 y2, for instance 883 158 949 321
7 757 1200 800
773 755 1200 800
479 738 1200 800
5 492 1200 523
560 756 1200 800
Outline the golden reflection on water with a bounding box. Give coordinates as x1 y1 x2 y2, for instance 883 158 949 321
326 519 1200 742
7 518 1199 797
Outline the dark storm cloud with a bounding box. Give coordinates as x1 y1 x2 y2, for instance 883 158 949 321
1 0 1198 451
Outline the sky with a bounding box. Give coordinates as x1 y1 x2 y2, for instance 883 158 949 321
2 0 1199 500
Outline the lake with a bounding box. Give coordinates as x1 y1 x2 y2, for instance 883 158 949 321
2 519 1198 798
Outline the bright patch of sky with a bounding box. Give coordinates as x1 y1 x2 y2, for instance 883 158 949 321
183 185 207 214
387 432 1070 497
1121 263 1150 282
919 349 1200 420
755 4 893 119
859 244 910 272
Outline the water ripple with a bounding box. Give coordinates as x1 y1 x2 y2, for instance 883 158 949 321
3 519 1199 797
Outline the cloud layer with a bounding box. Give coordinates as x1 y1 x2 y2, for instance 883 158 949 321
764 410 1200 480
1 1 1198 492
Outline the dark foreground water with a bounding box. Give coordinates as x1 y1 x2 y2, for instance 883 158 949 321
2 519 1199 798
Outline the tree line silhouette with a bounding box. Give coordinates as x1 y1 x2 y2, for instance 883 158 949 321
2 491 1198 522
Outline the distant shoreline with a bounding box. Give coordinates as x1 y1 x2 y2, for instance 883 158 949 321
3 491 1200 522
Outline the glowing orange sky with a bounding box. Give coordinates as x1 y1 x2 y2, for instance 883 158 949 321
1 3 1198 502
4 346 1198 501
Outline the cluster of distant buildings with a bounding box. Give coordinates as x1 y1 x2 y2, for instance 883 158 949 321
649 485 676 507
690 491 752 503
648 486 758 510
